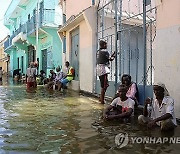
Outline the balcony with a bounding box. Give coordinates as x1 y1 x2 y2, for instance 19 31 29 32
26 9 61 36
4 0 30 26
4 8 62 50
27 16 36 35
4 24 27 51
4 36 11 51
39 9 62 28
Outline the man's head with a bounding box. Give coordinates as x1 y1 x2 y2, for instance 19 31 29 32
40 70 45 74
153 85 164 100
121 74 131 86
50 70 54 74
56 66 60 72
0 67 2 70
30 62 34 68
118 84 128 100
99 40 107 49
153 82 169 100
65 61 70 67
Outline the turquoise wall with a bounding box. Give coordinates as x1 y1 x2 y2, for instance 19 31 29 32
6 0 60 34
9 49 16 76
38 33 52 76
37 28 62 77
8 48 27 76
15 49 27 74
4 0 62 77
43 28 62 67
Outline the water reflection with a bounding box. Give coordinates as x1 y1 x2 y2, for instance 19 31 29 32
0 85 180 153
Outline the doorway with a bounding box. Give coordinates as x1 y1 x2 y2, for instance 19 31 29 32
41 49 47 74
71 28 79 80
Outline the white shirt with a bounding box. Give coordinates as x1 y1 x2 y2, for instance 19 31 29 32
26 67 36 77
110 97 135 116
151 96 177 126
54 72 64 82
26 67 36 82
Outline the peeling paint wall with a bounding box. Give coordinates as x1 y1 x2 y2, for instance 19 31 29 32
62 6 97 92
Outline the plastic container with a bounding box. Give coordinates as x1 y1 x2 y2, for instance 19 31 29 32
147 104 152 118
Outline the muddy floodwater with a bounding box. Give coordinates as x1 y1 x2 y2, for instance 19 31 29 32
0 84 180 154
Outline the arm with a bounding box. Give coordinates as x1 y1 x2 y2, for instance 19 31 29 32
153 113 172 123
103 105 114 118
104 98 119 119
114 108 133 119
109 51 116 61
143 97 152 117
127 83 137 99
147 113 172 128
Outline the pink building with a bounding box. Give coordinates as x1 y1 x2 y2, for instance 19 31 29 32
58 0 97 92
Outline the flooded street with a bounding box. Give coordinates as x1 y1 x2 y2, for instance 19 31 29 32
0 84 180 154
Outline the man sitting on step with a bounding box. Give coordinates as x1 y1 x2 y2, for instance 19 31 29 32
57 61 75 91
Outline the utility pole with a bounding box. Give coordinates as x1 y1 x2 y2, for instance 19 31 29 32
143 0 147 102
36 0 40 62
114 0 118 92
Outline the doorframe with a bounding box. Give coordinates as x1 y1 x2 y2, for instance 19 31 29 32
70 27 79 81
41 49 47 74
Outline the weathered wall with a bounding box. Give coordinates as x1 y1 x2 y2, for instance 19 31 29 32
65 0 92 19
155 0 180 118
63 6 97 92
0 46 8 73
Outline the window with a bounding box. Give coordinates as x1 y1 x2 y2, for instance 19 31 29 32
21 56 24 73
17 57 20 69
28 14 30 21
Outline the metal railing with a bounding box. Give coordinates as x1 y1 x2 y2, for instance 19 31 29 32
95 0 156 102
4 36 11 50
4 8 61 50
27 16 36 35
4 24 27 50
39 9 61 27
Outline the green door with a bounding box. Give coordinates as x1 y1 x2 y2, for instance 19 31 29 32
71 29 79 80
42 49 47 74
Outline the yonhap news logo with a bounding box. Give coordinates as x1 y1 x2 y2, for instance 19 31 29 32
115 132 129 148
115 132 180 148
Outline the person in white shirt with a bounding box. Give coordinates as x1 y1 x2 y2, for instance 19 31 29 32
46 66 65 89
26 62 37 88
103 84 135 120
138 82 177 131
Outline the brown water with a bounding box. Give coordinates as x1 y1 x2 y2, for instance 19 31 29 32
0 84 180 154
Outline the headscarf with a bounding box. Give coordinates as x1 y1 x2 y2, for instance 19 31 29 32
153 82 170 96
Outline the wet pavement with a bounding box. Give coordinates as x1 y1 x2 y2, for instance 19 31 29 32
0 82 180 154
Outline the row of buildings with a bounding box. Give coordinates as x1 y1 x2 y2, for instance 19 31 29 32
0 0 180 117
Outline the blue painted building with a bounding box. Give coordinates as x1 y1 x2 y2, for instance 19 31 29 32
4 0 62 76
